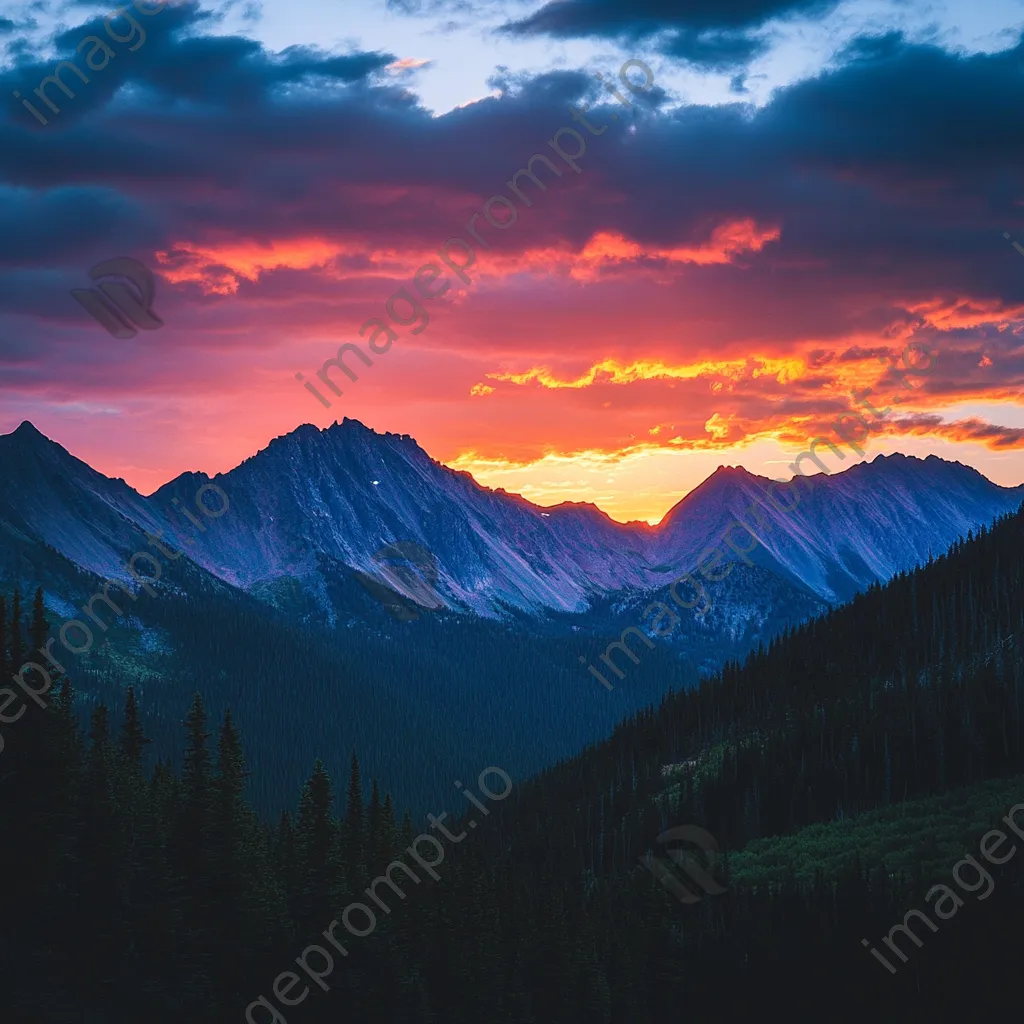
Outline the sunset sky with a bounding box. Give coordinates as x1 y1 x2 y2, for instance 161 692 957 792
3 0 1024 523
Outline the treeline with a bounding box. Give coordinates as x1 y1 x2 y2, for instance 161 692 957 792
0 630 439 1020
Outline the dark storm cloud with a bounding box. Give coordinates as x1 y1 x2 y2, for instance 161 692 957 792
662 29 768 70
496 0 838 69
504 0 835 34
0 185 148 263
24 2 391 111
566 31 1024 309
0 15 1015 281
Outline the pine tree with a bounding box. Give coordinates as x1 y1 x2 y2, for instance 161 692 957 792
10 586 23 672
119 686 151 776
113 686 151 865
108 685 164 992
367 777 384 874
175 692 214 957
150 757 180 832
14 590 53 900
297 758 338 927
33 674 83 982
0 594 7 682
51 677 81 802
29 587 47 657
382 792 398 858
148 756 182 949
210 710 265 994
275 809 302 934
214 711 246 831
343 752 365 886
211 710 249 902
76 705 122 988
180 692 212 848
84 704 113 817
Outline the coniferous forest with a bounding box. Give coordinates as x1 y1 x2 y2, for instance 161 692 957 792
2 504 1024 1023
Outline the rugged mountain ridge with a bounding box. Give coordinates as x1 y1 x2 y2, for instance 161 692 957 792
651 452 1023 602
2 418 1022 621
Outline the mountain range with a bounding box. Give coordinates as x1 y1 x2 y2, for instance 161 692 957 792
2 417 1022 811
3 418 1022 620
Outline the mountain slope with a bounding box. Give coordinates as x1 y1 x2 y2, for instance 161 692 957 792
0 421 172 578
151 419 658 619
399 504 1024 1022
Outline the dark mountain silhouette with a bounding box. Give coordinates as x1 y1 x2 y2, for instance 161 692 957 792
3 419 1021 619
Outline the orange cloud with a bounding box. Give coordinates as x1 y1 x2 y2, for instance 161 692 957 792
156 238 347 295
152 215 779 299
480 355 806 390
579 219 782 268
482 219 780 283
906 296 1024 330
154 233 455 296
875 414 1024 449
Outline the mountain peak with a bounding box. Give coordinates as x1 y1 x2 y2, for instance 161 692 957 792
2 420 62 456
9 420 48 442
688 463 757 494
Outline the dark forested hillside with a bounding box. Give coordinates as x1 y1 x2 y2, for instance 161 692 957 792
1 503 1023 1022
0 532 826 815
0 563 705 816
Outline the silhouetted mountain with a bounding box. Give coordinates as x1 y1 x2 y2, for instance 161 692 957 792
3 419 1021 621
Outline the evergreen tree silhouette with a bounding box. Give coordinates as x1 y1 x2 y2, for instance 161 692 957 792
344 752 365 888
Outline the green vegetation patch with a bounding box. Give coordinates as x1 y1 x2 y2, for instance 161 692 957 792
728 774 1024 889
